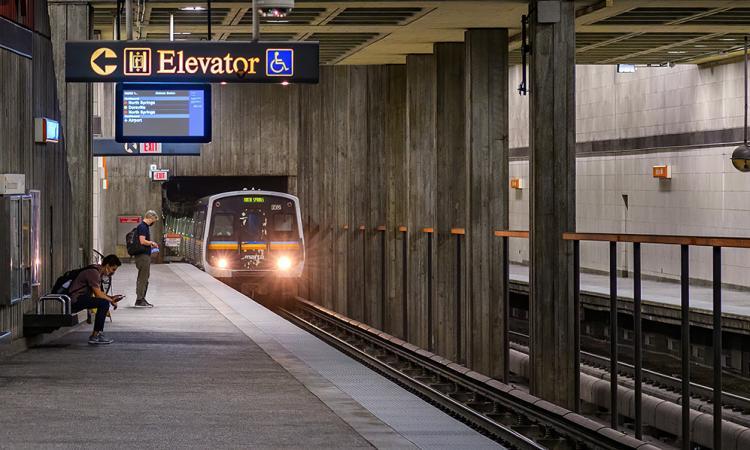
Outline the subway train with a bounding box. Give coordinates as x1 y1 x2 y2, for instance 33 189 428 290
165 190 305 281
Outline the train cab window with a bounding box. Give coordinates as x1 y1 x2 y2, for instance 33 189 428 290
211 213 235 238
273 214 294 232
239 209 265 241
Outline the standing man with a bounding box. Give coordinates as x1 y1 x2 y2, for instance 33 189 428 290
135 210 159 308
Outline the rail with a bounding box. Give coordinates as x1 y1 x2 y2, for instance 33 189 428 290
334 225 748 449
284 298 654 450
560 231 750 450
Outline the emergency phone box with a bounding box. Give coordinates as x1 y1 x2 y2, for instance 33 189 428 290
0 174 25 195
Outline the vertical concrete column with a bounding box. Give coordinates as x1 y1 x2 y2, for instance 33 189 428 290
406 53 437 348
465 29 509 377
435 43 466 361
50 0 93 265
528 0 577 409
384 65 408 337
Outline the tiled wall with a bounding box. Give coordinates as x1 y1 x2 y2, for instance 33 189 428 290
509 146 750 286
509 62 745 149
508 60 750 286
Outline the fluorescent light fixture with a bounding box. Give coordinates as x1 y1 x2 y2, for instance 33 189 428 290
180 6 205 11
616 64 636 73
720 38 736 41
667 51 686 54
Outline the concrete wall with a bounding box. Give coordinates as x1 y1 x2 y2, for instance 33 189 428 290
510 62 746 149
510 145 750 287
96 83 300 256
508 61 750 287
0 3 85 340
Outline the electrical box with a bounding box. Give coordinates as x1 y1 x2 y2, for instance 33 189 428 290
652 165 672 179
0 194 34 305
0 174 25 195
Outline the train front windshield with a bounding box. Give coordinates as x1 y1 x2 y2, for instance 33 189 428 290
206 195 302 272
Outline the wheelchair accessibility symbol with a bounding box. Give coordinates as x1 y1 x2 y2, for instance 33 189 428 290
266 49 294 77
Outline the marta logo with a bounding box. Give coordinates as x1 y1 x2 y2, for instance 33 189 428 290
90 48 117 76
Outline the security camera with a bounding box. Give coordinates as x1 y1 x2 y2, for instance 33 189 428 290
256 0 294 18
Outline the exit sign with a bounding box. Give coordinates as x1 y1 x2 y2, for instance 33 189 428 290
141 143 162 154
151 170 169 181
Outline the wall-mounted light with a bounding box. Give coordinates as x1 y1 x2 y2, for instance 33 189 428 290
652 165 671 179
510 177 525 190
34 117 60 144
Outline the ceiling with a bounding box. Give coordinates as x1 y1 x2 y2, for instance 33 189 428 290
89 0 750 66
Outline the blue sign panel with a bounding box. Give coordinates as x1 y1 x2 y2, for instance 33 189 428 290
266 49 293 77
115 83 211 143
93 138 201 156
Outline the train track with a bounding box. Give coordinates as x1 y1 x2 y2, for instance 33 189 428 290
280 298 652 450
509 331 750 416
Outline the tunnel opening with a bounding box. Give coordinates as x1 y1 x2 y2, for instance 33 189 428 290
162 176 288 216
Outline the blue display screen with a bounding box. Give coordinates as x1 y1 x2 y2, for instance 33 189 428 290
115 83 211 143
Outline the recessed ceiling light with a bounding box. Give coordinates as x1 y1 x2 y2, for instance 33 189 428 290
180 6 205 11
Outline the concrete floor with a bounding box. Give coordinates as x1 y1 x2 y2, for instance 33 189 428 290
0 264 374 449
0 263 501 449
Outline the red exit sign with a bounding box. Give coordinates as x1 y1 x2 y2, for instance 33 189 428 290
141 143 161 154
151 170 169 181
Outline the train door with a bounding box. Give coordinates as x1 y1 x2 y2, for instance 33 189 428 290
238 206 269 270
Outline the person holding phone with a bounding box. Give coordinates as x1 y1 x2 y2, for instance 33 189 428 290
67 254 124 345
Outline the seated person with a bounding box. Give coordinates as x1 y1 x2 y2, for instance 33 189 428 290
68 254 124 345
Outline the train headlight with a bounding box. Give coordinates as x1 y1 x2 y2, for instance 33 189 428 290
217 258 228 269
277 256 293 271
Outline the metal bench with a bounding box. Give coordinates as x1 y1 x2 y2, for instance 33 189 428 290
23 294 79 337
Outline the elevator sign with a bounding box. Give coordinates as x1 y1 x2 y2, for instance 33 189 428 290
65 41 319 83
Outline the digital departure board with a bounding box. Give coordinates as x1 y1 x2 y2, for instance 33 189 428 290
115 83 211 143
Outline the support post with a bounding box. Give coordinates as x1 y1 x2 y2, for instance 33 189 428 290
528 0 577 409
465 29 509 378
252 0 259 42
125 0 132 40
681 244 690 450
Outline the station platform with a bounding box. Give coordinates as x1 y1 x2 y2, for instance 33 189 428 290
510 263 750 330
0 263 500 449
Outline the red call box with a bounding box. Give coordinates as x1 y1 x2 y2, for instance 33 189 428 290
152 170 169 181
652 165 671 179
119 216 141 224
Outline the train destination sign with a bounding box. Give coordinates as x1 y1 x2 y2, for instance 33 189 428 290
65 41 319 83
115 83 211 143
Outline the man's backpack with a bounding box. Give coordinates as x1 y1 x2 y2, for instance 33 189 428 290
126 227 144 256
51 265 98 297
